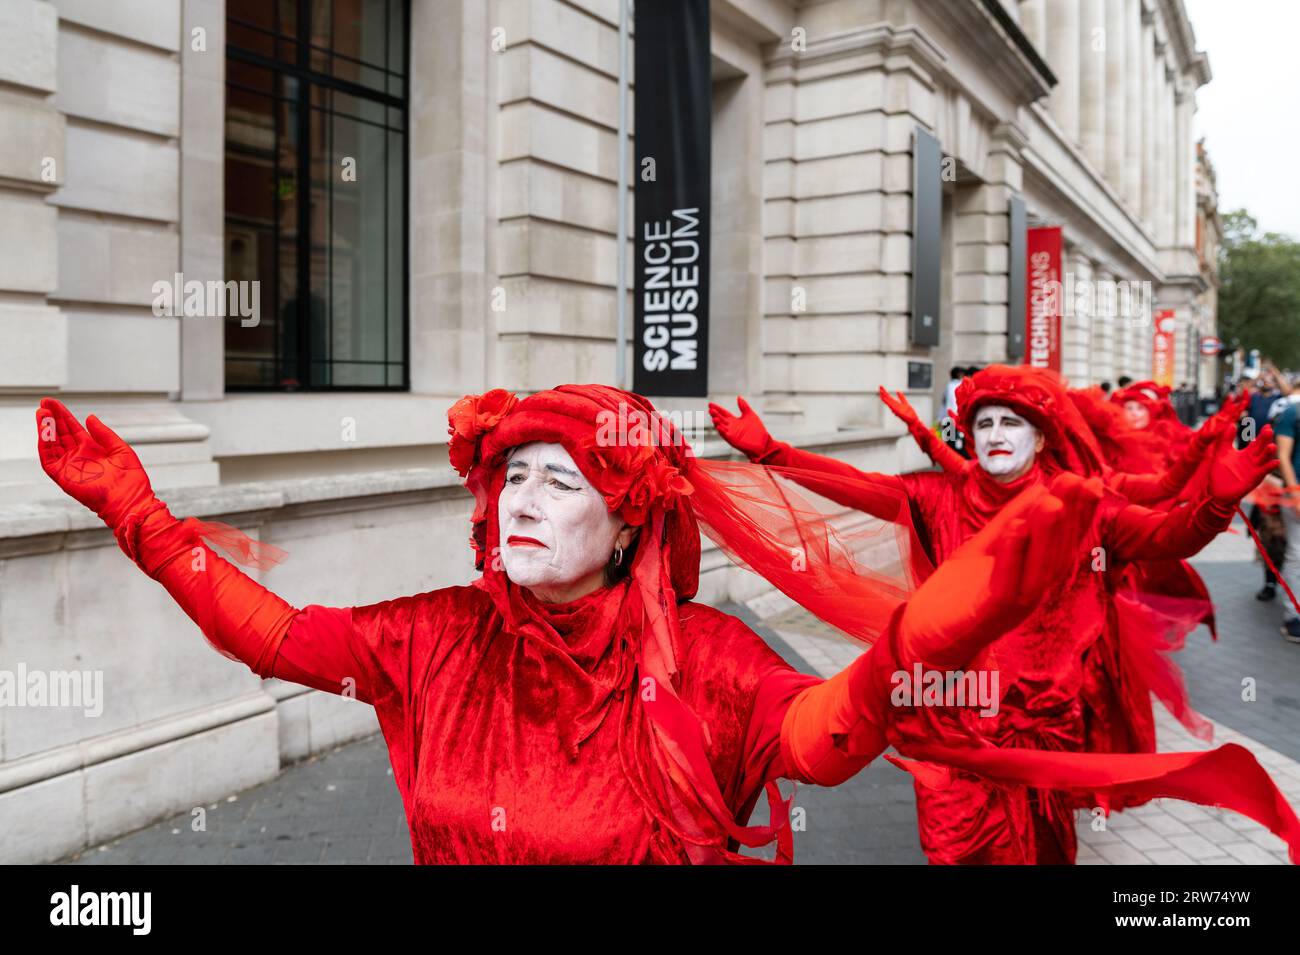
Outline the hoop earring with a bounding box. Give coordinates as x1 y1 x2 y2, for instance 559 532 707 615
613 544 624 567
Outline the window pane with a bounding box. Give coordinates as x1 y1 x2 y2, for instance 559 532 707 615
225 1 407 392
225 74 298 388
326 0 396 94
315 98 392 385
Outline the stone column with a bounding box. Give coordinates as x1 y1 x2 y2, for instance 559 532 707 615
1110 274 1128 381
180 0 225 401
1089 262 1116 384
1160 60 1176 247
762 23 943 430
1140 17 1156 230
1175 84 1195 248
1062 248 1092 382
410 0 490 395
1123 0 1142 210
1046 0 1081 143
1020 0 1046 51
1103 0 1127 190
0 0 63 406
1078 0 1107 168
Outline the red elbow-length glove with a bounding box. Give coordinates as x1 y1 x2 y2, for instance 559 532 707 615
878 385 969 475
708 396 912 520
35 398 308 685
780 473 1105 785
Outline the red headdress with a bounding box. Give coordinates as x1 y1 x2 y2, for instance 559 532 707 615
1067 385 1168 474
954 364 1107 477
1109 380 1192 462
446 383 927 863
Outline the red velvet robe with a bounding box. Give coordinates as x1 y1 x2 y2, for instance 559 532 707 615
273 582 827 864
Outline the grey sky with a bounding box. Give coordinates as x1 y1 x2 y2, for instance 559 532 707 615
1184 0 1300 238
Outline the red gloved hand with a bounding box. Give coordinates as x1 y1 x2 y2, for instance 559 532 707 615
1208 424 1278 502
36 397 155 528
878 386 923 431
897 472 1105 670
707 396 777 462
1191 393 1248 452
879 385 967 474
37 397 302 681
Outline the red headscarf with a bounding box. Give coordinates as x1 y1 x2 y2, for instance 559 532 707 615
1110 380 1192 464
447 383 926 863
953 365 1107 477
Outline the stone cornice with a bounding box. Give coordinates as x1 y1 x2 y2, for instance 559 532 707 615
766 21 947 81
991 119 1030 155
917 0 1053 103
1160 0 1203 73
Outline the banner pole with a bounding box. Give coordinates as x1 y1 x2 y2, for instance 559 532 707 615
616 0 630 389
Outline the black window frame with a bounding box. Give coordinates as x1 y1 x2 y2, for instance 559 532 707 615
223 0 410 393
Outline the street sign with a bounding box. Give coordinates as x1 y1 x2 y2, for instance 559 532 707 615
1200 336 1224 356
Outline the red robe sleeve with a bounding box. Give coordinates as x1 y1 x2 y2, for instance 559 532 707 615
1106 442 1206 506
1102 492 1236 563
118 503 299 678
116 500 420 709
751 438 911 520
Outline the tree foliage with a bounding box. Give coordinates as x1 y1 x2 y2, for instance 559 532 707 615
1217 209 1300 367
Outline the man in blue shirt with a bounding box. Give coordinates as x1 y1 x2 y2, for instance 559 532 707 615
1273 396 1300 642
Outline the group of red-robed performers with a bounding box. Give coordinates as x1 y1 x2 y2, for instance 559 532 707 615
34 367 1300 865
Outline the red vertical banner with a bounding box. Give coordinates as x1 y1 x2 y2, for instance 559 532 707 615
1152 308 1176 387
1025 226 1062 372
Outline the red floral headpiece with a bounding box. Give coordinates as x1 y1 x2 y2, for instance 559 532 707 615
449 385 695 525
955 364 1106 476
446 384 701 597
1111 381 1174 416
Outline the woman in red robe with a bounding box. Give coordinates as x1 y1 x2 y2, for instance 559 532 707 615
710 365 1285 863
35 384 1299 865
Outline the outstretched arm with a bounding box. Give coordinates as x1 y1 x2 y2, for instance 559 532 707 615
36 398 387 704
708 396 910 519
1106 426 1278 562
1108 394 1246 505
774 473 1104 786
878 386 969 475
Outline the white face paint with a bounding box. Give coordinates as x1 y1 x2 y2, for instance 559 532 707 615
972 404 1041 482
1123 399 1150 430
497 441 628 602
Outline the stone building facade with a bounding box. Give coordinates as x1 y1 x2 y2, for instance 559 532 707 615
0 0 1215 861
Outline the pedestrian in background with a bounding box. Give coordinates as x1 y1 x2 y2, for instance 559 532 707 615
1272 395 1300 643
942 366 969 459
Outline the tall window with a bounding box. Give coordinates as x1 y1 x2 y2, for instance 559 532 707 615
224 0 408 390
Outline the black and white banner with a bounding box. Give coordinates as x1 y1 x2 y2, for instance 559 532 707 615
633 0 711 397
